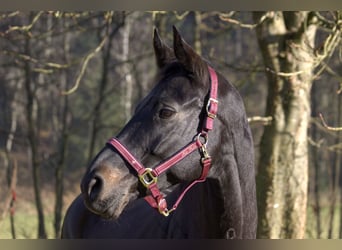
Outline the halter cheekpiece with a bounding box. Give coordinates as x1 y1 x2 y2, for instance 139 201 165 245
107 66 218 216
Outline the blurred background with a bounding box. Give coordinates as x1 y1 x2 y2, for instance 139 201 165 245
0 11 341 239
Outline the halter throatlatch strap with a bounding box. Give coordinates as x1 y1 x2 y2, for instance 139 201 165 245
106 65 218 216
204 66 218 132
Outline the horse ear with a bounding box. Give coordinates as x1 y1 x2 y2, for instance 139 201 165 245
173 26 208 81
153 28 174 68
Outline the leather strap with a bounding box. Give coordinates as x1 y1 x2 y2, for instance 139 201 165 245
107 139 201 177
107 138 146 174
204 66 218 131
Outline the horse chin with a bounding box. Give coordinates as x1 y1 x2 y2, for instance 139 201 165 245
84 191 138 220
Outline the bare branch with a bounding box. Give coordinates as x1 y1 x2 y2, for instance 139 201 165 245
310 117 338 137
312 13 342 79
219 11 236 19
319 113 342 131
308 136 325 148
5 11 43 34
266 67 305 77
327 142 342 152
338 83 342 95
308 137 342 153
219 11 274 29
61 30 107 95
248 116 273 125
173 11 190 20
2 50 71 71
0 11 20 20
61 11 118 95
313 11 338 30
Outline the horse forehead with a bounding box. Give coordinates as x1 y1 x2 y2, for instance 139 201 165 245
134 72 198 114
157 75 197 100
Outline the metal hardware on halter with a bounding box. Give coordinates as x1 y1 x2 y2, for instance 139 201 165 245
200 143 211 162
196 133 211 161
158 198 175 216
196 132 208 147
138 168 157 188
206 97 218 119
160 207 175 217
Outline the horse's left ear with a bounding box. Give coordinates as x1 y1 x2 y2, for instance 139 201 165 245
153 28 174 69
173 26 208 83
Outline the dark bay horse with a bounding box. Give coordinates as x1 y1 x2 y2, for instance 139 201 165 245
62 27 257 239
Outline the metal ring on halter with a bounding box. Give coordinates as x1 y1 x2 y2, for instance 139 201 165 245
196 132 208 147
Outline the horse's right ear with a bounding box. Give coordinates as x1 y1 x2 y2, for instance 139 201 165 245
173 26 208 83
153 28 174 68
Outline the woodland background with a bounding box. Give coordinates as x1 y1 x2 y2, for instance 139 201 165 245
0 11 341 239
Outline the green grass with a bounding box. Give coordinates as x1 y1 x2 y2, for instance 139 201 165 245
0 212 56 239
1 202 340 239
306 204 341 239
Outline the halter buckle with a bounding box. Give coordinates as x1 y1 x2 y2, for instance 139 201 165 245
139 168 157 188
206 97 218 119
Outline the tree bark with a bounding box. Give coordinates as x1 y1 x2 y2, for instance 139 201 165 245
337 88 342 238
54 19 71 238
324 81 342 239
327 88 341 238
310 81 322 238
54 89 69 238
254 11 317 238
9 160 17 239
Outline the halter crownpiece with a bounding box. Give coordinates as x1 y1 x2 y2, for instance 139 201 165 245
107 65 218 216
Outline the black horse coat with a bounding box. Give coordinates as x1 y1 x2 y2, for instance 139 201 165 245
62 180 224 238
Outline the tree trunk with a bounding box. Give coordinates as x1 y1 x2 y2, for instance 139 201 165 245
24 21 47 238
121 13 135 122
9 160 17 239
87 16 124 162
310 81 322 238
0 81 20 223
327 87 341 238
5 83 20 239
193 11 202 56
254 11 317 238
54 20 71 238
54 89 69 238
337 88 342 238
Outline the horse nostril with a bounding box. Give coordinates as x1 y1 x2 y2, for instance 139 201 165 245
87 176 103 202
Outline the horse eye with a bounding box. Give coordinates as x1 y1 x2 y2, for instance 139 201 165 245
159 108 175 119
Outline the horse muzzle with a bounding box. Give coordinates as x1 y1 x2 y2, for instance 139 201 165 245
80 162 138 219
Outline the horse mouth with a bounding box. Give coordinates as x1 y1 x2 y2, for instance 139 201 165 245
83 191 138 219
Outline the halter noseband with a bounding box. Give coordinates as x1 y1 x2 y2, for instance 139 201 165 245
107 66 218 216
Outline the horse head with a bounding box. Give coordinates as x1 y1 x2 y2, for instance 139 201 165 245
79 26 257 238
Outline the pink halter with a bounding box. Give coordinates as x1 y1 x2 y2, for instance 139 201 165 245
107 66 218 216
